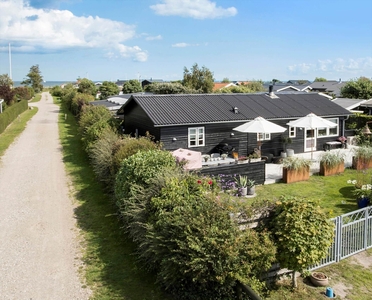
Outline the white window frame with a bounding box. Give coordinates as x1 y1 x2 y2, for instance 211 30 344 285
289 126 296 138
317 118 339 137
257 132 271 141
188 127 205 147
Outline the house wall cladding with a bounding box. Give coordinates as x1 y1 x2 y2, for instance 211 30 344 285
159 117 346 157
124 104 160 138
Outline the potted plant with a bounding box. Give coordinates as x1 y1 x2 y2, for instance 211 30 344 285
352 146 372 170
282 157 312 183
347 178 372 208
221 153 228 160
281 136 293 157
309 271 329 287
319 151 345 176
247 179 256 195
249 153 261 163
237 156 249 164
202 154 210 162
235 175 248 196
338 136 347 148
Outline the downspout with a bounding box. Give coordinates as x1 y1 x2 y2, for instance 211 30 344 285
0 99 4 114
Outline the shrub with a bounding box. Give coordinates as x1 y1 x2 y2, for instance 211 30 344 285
112 134 161 175
122 171 276 299
270 196 334 287
115 149 177 205
88 127 121 187
0 100 28 134
78 105 117 151
60 87 77 111
71 92 95 116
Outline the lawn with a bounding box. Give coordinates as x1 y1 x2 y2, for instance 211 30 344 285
56 98 171 300
254 169 364 217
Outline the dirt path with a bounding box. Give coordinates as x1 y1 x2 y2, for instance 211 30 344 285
0 93 91 299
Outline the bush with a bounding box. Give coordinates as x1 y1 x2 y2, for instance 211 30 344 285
0 100 28 134
71 92 95 116
112 134 161 175
121 171 276 299
78 105 117 151
88 127 122 191
270 196 334 287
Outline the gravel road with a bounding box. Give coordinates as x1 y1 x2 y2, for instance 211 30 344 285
0 92 91 299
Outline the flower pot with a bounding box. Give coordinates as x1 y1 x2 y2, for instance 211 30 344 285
247 186 255 195
286 149 294 157
239 187 248 196
310 272 329 287
320 161 345 176
357 197 370 208
352 157 372 170
249 158 261 163
282 167 310 183
238 159 248 164
281 152 287 158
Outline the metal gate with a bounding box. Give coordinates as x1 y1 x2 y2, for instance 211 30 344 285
311 206 372 270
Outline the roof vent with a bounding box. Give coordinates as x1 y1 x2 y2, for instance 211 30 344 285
233 106 239 114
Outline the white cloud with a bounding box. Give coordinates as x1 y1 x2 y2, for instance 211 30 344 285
0 0 148 61
146 35 163 41
288 57 372 76
172 42 200 47
150 0 237 19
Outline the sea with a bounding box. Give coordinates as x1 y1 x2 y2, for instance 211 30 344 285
12 81 100 88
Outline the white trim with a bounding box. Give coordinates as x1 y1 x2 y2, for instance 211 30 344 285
289 126 296 138
188 126 205 147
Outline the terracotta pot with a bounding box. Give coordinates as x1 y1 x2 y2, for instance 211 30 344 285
282 167 310 183
319 161 345 176
310 272 329 287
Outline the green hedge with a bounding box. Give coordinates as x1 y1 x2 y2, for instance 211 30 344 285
0 100 29 134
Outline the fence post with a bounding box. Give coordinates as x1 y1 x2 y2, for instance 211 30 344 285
335 216 342 262
364 207 369 250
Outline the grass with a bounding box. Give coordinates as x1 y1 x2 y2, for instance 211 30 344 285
255 169 361 217
57 99 170 300
266 248 372 300
30 93 42 102
0 106 38 157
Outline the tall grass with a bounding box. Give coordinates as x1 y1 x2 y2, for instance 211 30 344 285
57 102 170 299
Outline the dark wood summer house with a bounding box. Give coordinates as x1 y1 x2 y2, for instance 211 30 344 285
119 92 351 158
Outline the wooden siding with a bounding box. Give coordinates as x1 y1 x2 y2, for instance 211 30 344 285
124 103 160 139
199 161 266 185
160 118 346 157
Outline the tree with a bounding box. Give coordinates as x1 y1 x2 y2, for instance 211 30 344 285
270 197 334 288
77 78 97 96
21 65 43 93
183 63 214 93
341 77 372 99
221 77 230 83
14 86 33 101
144 82 197 94
314 77 327 82
0 74 16 105
272 79 281 84
122 79 142 94
99 81 120 99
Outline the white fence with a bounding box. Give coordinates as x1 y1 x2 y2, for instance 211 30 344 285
311 206 372 270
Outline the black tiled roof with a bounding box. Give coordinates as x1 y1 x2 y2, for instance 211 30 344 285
125 93 351 127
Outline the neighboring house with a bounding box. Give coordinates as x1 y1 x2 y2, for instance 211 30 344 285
212 82 237 91
263 83 311 93
120 92 350 157
358 99 372 115
309 80 346 97
287 80 311 85
91 92 152 115
332 98 368 113
141 79 164 89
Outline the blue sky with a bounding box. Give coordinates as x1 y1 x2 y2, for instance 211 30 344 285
0 0 371 82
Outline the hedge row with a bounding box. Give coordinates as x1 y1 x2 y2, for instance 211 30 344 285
0 100 28 134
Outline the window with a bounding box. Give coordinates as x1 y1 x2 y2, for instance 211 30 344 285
188 127 205 147
257 132 271 141
316 118 339 137
289 126 296 138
